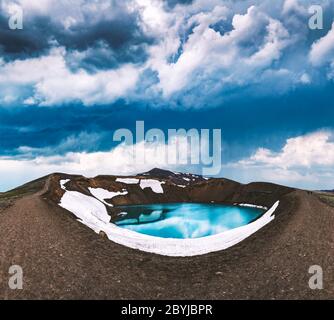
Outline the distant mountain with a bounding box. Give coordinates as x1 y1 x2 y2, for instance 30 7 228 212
41 168 293 210
138 167 208 186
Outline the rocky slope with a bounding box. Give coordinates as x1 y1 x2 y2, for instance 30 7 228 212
0 168 333 299
44 168 293 216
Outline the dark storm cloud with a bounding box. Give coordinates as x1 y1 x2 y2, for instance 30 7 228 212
64 18 154 71
165 0 194 9
0 5 153 69
0 14 52 60
1 81 334 160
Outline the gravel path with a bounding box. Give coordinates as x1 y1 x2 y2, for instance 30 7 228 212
0 190 333 299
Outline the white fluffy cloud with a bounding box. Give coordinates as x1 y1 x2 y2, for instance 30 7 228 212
227 130 334 189
240 130 334 168
2 130 334 191
310 22 334 67
282 0 307 16
0 47 140 106
144 4 294 97
0 0 333 106
1 0 118 27
0 137 198 191
140 0 334 101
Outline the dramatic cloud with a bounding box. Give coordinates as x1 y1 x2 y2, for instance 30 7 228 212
310 22 334 66
0 0 333 107
1 0 334 190
165 0 194 9
227 130 334 189
15 132 103 157
0 47 140 106
240 130 334 168
150 5 292 97
0 0 152 66
0 136 200 191
3 129 334 191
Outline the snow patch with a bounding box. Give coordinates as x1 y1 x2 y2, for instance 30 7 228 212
140 179 165 193
116 178 139 184
58 179 279 257
236 203 268 210
60 179 70 190
59 180 112 232
89 187 128 207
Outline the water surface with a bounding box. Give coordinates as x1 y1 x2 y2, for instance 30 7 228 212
115 203 264 239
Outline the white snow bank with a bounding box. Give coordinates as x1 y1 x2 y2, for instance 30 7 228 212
88 188 128 207
140 179 165 193
116 178 139 184
59 181 112 231
237 203 268 210
58 180 279 257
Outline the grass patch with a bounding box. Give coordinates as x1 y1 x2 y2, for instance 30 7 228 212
0 175 49 201
316 192 334 207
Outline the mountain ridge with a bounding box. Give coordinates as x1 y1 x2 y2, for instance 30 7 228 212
0 168 333 298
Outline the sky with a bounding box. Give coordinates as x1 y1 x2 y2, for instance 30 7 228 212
0 0 334 191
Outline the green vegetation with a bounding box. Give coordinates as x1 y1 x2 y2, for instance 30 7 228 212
317 192 334 207
0 175 48 207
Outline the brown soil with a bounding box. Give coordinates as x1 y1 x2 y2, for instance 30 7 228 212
0 181 333 299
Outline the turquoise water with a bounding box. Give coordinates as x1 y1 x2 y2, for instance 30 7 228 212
114 203 264 239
